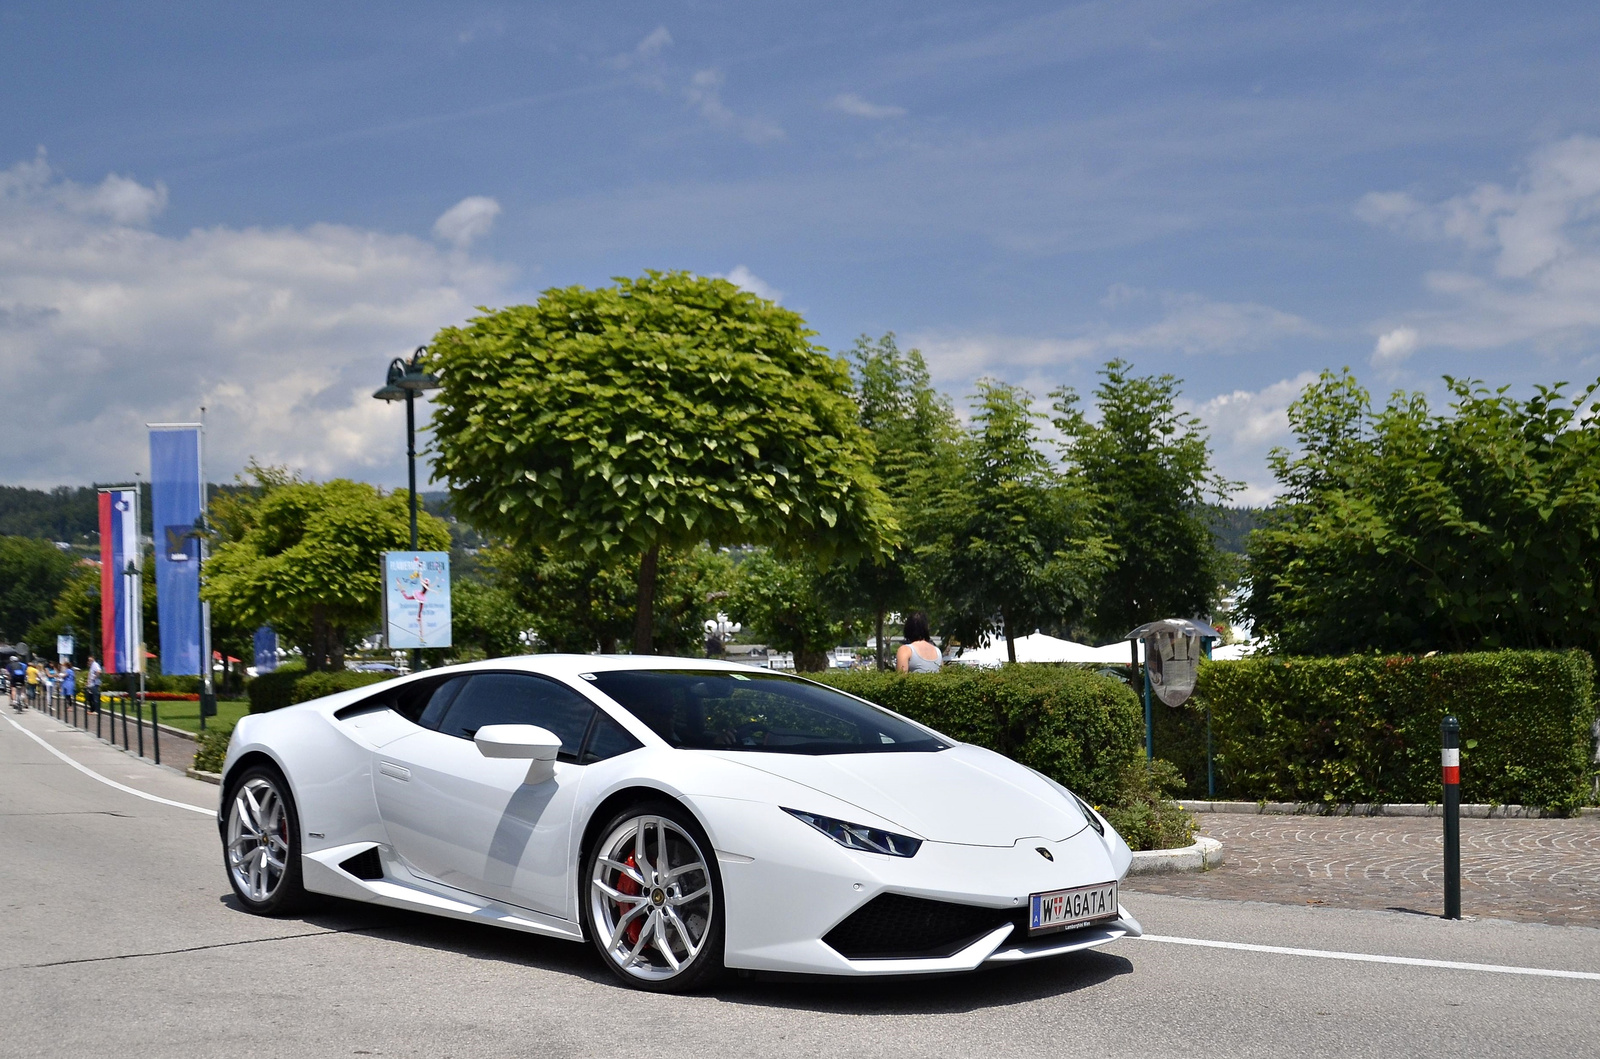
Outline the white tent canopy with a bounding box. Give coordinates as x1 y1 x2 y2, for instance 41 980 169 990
948 632 1141 666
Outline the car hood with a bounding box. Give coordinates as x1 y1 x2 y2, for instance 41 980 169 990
706 743 1088 847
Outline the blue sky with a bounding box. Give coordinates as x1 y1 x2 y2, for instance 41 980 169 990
3 2 1600 500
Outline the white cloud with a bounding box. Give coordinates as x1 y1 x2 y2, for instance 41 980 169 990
431 195 501 248
716 265 782 303
1358 135 1600 353
829 93 906 119
910 291 1316 383
0 155 512 488
1372 326 1420 365
610 26 672 69
1188 372 1320 505
685 68 783 144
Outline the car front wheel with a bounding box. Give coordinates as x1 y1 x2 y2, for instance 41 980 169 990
583 803 725 992
223 764 308 915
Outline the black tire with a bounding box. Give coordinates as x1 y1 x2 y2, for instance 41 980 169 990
221 763 310 915
581 800 726 993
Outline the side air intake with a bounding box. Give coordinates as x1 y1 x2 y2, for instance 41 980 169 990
338 847 384 880
823 894 1021 960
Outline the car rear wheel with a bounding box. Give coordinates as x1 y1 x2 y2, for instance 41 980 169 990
223 764 308 915
583 802 725 992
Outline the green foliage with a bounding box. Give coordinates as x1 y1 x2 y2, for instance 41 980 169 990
913 382 1110 658
424 270 895 652
486 542 732 655
0 484 100 540
192 725 231 774
814 666 1144 810
202 478 450 670
1053 360 1237 640
0 535 78 642
728 549 853 671
1099 759 1198 852
837 333 961 667
1191 651 1597 811
448 577 536 660
1242 371 1600 656
246 668 395 714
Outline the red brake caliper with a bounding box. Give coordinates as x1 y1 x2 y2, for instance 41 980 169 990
615 854 644 946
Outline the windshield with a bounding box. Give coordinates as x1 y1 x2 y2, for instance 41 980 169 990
586 669 948 755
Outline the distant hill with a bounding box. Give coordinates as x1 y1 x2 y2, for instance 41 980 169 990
0 485 103 541
1207 504 1265 554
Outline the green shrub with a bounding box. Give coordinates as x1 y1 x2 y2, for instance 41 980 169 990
1099 759 1197 852
1190 650 1596 812
192 725 231 774
813 665 1145 817
247 669 395 713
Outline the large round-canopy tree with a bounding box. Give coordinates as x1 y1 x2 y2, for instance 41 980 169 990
425 270 894 654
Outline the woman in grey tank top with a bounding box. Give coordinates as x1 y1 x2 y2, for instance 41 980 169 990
896 611 942 673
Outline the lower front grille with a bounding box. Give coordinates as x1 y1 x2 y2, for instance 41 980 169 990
823 893 1022 960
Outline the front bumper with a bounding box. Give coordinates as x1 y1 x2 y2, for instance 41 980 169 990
699 796 1139 976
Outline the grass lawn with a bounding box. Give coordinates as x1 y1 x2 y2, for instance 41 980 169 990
132 698 251 733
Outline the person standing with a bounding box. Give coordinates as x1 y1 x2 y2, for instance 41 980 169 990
25 659 40 708
87 655 102 714
7 657 22 710
896 611 943 673
61 664 76 713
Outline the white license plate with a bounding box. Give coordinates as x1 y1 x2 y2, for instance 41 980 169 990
1029 881 1118 933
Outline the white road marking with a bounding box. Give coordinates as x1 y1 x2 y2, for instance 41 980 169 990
1134 933 1600 981
2 713 214 817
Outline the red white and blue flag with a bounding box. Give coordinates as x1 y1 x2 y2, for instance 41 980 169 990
98 487 141 674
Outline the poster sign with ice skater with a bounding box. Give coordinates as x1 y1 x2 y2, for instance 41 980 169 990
382 551 452 649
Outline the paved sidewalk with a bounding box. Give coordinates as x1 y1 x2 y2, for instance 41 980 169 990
15 701 199 772
1124 813 1600 926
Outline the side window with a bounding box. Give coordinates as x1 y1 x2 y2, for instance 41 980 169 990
581 712 644 764
437 673 596 761
416 676 469 730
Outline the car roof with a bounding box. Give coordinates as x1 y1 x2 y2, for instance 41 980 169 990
410 654 776 680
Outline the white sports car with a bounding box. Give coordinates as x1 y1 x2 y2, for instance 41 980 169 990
217 655 1142 991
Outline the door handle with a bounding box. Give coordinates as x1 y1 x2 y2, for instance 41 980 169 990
378 761 411 781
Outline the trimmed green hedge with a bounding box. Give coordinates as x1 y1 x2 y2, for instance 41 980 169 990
812 667 1144 809
247 669 396 713
1189 650 1597 812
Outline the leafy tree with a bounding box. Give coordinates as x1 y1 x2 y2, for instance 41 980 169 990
449 577 536 660
727 549 854 671
840 333 960 667
424 271 894 654
0 535 78 643
914 382 1110 661
1241 370 1600 656
202 479 450 670
487 541 732 655
1052 360 1236 640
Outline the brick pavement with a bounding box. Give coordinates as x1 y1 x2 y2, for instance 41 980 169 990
1123 812 1600 927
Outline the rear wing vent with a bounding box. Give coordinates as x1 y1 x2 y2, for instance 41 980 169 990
338 847 384 880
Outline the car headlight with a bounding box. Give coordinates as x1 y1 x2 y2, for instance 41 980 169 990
782 808 923 858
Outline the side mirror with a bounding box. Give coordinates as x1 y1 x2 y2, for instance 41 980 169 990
474 724 562 785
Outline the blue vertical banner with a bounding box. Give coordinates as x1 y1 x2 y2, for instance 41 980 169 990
150 427 203 676
252 626 279 674
99 487 141 674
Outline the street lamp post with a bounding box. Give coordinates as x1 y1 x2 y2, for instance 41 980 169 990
373 347 441 673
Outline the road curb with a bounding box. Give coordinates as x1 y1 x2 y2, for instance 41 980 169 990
1180 800 1599 819
186 768 222 786
1128 835 1224 875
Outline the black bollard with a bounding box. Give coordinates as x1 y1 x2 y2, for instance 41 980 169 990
1442 715 1461 920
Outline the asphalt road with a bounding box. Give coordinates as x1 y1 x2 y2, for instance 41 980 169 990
3 709 1598 1059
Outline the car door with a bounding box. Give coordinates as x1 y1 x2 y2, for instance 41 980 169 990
372 671 598 920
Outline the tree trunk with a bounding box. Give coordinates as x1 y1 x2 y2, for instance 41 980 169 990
875 608 886 671
632 545 661 655
797 648 830 672
1003 608 1016 664
308 605 329 672
330 625 346 671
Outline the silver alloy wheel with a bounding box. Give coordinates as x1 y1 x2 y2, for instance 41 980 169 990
589 814 714 982
227 776 290 903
